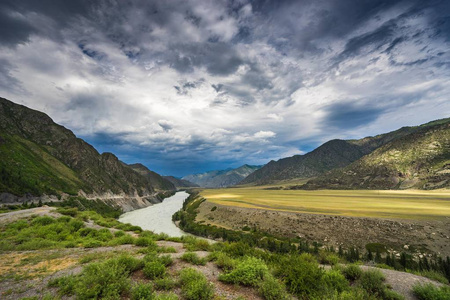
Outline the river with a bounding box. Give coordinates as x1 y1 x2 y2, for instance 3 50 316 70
118 191 189 237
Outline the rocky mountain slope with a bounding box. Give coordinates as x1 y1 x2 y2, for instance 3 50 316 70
127 163 175 191
163 176 199 188
0 97 175 209
183 164 260 188
240 118 450 186
303 120 450 190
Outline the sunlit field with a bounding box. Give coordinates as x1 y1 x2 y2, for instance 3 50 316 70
200 188 450 220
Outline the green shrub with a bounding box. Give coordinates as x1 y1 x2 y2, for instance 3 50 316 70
181 252 207 265
258 274 288 300
343 264 363 281
83 239 103 248
413 283 450 300
179 268 214 300
136 237 155 247
214 252 235 271
16 238 57 250
154 293 179 300
323 269 349 293
276 253 325 298
143 261 166 279
48 275 77 296
31 216 55 226
338 288 377 300
154 277 177 291
159 254 174 267
382 288 405 300
75 259 131 299
358 269 385 296
219 256 268 286
131 282 155 300
183 237 211 251
114 230 126 237
109 234 135 245
116 254 143 272
319 251 340 266
157 246 177 253
414 270 449 284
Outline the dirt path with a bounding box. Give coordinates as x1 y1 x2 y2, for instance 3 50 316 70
0 206 60 224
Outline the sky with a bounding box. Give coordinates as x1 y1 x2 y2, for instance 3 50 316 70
0 0 449 177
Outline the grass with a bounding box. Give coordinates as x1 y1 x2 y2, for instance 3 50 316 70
413 283 450 300
201 188 450 220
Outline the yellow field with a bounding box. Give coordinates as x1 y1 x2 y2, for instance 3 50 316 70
200 188 450 220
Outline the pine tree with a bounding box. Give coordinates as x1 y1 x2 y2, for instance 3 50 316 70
375 250 381 263
367 249 373 261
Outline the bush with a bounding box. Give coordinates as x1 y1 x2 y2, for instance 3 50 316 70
48 275 77 296
323 269 349 294
383 288 405 300
31 216 55 226
414 270 449 284
116 254 143 272
181 252 207 265
75 259 131 299
110 235 135 245
343 264 363 281
135 237 155 247
114 230 126 237
413 283 450 300
179 268 214 300
276 253 325 298
155 293 178 300
143 261 166 279
158 246 177 253
258 274 288 300
131 282 154 300
219 256 268 286
214 252 235 271
358 269 385 296
319 251 340 266
83 239 103 248
159 254 174 267
154 277 177 291
183 236 211 251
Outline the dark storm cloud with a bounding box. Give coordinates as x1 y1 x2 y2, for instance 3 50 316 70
0 59 26 94
324 103 384 130
0 0 94 46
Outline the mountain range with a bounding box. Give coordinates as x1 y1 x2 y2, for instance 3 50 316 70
183 165 260 188
0 97 175 210
240 118 450 189
163 176 199 188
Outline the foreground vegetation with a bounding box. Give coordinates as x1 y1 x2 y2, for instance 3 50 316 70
200 188 450 220
1 195 449 299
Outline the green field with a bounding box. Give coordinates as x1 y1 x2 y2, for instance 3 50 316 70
200 188 450 220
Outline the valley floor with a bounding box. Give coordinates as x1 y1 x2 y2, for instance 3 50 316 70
198 188 450 257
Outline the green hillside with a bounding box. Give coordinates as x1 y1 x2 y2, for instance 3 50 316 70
303 121 450 190
0 97 174 197
241 118 450 186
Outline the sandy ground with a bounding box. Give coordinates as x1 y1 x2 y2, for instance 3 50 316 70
197 200 450 257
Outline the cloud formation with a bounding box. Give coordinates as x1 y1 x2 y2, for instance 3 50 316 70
0 0 449 176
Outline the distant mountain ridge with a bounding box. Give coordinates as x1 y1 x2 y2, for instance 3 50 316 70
163 176 199 188
0 97 175 210
240 118 450 187
183 164 260 188
303 119 450 190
